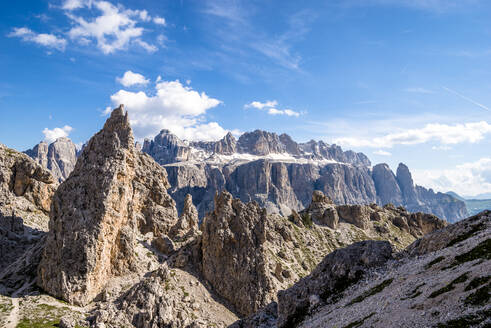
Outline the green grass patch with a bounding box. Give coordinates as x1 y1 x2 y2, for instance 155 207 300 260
448 239 491 267
401 282 425 300
426 256 445 269
464 283 490 306
342 312 375 328
301 213 313 229
434 309 491 328
347 278 393 306
446 223 486 247
428 273 469 299
465 275 490 291
16 318 61 328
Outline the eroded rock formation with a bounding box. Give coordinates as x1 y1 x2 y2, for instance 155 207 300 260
37 105 182 306
0 144 56 277
235 211 490 328
200 190 445 318
25 137 78 183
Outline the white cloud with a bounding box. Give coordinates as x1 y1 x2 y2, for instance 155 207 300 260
244 100 301 117
62 0 85 10
116 71 149 87
109 78 226 141
334 121 491 148
133 39 157 53
62 0 165 54
413 157 491 197
8 27 66 51
42 125 73 143
373 150 392 156
153 16 166 26
245 100 278 110
267 108 300 117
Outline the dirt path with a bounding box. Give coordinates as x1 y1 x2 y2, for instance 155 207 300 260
5 280 33 328
5 295 19 328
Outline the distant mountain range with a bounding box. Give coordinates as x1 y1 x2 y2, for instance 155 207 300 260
23 129 469 222
446 191 491 215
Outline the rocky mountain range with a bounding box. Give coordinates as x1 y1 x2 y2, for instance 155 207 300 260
24 137 78 183
2 105 486 328
145 129 468 222
24 128 468 223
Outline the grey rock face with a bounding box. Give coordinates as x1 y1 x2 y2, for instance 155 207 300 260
166 160 378 219
0 144 56 284
371 163 468 223
396 163 419 206
213 131 236 155
200 191 274 316
270 211 490 328
277 240 395 328
372 163 403 206
37 106 181 306
25 137 78 182
237 130 286 155
141 129 191 165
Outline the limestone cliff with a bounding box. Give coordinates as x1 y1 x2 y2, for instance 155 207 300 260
200 190 445 317
0 144 56 281
25 137 78 183
234 211 490 328
37 105 181 306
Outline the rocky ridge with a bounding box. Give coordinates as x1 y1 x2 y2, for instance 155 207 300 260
25 137 78 183
0 143 56 273
234 210 490 328
20 126 468 223
199 190 445 317
37 105 188 306
0 107 459 328
141 129 467 222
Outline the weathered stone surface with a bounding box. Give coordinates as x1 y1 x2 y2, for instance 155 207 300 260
0 144 56 279
290 212 490 328
337 204 372 229
200 191 273 316
25 137 78 183
37 105 180 306
372 163 403 206
303 190 338 228
199 190 445 319
277 241 395 328
170 194 198 241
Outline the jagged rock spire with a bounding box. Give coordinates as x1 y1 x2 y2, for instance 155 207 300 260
37 105 179 306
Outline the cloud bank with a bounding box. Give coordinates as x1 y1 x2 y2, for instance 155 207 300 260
108 73 234 141
413 157 491 197
334 121 491 148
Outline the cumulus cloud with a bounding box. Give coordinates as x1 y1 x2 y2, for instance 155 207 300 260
153 16 166 25
61 0 165 54
245 100 278 110
116 70 149 87
42 125 73 143
373 150 392 156
413 157 491 197
244 100 301 117
108 78 228 141
8 27 66 51
334 121 491 148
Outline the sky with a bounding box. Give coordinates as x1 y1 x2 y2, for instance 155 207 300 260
0 0 490 197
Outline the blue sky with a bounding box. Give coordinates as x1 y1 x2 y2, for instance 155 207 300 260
1 0 490 196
